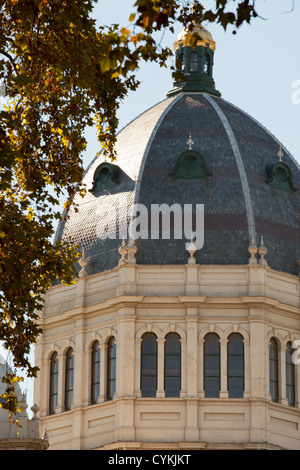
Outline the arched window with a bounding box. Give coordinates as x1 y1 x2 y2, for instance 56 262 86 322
91 341 100 404
203 53 210 74
269 338 279 402
49 352 58 415
171 150 212 180
164 333 181 397
204 333 220 398
65 348 74 411
227 333 244 398
190 52 198 72
141 333 157 397
286 342 295 407
107 337 116 401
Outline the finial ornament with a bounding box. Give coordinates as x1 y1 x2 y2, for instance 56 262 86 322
118 238 128 265
186 235 197 264
258 235 268 266
187 132 194 150
278 146 284 162
31 404 40 419
248 235 258 264
127 239 138 264
78 247 89 277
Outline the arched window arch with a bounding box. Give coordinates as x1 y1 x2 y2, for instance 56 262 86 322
141 333 157 397
164 333 181 397
286 342 295 407
65 348 74 411
204 333 220 398
107 337 116 401
49 352 58 415
91 341 100 404
227 333 244 398
190 51 198 72
269 337 279 402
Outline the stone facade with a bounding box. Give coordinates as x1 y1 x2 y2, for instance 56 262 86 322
34 256 300 450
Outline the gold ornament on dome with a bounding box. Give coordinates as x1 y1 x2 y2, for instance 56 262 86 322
174 24 216 52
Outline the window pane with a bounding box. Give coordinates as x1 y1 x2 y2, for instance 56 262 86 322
204 334 219 354
165 377 181 397
164 333 181 397
190 52 198 72
65 348 74 411
141 376 156 397
204 377 220 398
141 333 157 397
49 352 58 414
228 334 244 398
204 356 220 376
204 334 220 398
228 377 243 398
91 341 100 404
269 338 278 402
107 337 116 401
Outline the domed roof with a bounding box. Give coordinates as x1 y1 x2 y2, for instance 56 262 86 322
174 24 215 51
55 91 300 276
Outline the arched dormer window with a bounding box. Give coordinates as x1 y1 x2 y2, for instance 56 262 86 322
170 150 211 180
89 162 119 194
190 52 198 72
49 352 58 415
265 159 297 194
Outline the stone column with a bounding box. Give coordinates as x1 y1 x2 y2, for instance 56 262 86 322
73 317 85 408
220 339 228 398
56 353 65 413
279 345 288 405
186 310 198 397
99 343 107 402
243 338 251 398
117 306 136 397
157 338 165 398
197 339 204 398
180 338 187 397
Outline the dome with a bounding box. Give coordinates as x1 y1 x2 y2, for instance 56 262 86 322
55 91 300 276
174 24 216 51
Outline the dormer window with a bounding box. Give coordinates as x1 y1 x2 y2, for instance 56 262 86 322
265 161 297 194
89 161 119 194
170 150 212 180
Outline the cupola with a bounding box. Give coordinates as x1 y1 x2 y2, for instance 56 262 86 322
168 23 221 97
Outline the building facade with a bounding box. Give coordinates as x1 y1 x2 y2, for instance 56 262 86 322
0 356 48 450
34 25 300 450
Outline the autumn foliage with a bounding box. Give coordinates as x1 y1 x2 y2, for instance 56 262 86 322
0 0 258 417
